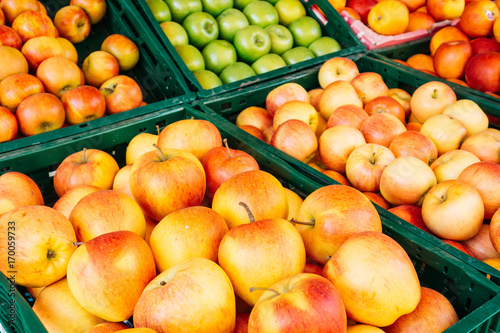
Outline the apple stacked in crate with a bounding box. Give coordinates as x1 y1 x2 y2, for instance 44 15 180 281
145 0 343 89
0 0 144 144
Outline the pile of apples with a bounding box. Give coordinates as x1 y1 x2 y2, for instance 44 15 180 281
234 56 500 272
0 114 469 332
145 0 342 89
0 0 144 144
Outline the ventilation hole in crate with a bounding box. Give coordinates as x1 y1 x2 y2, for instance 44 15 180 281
72 136 81 140
48 163 59 172
416 246 422 253
443 266 449 274
465 297 472 311
239 99 247 105
156 120 166 128
79 123 88 128
221 102 231 112
415 253 421 260
469 283 475 291
139 127 147 133
1 166 11 172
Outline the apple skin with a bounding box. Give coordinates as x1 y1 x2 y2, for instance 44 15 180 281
133 257 236 333
70 0 107 25
309 36 341 57
265 24 293 55
100 75 143 114
318 56 359 89
202 39 237 75
389 130 438 166
251 53 286 74
430 149 480 183
220 62 256 84
67 231 156 322
53 148 120 197
319 125 366 174
346 0 378 24
236 106 272 131
442 99 488 136
175 44 205 72
461 224 500 261
275 0 306 26
470 37 500 55
319 80 363 121
0 25 23 50
54 5 91 44
21 36 66 70
421 180 484 240
217 8 249 43
294 184 382 264
360 113 407 148
351 72 389 105
0 171 44 215
101 34 140 71
288 16 322 48
125 132 158 165
0 73 45 112
410 81 457 123
273 100 318 131
490 208 500 254
16 92 66 136
388 205 433 234
0 45 29 81
84 322 129 332
248 273 347 332
218 218 306 306
183 11 219 49
0 205 77 288
52 185 102 219
61 85 106 125
323 231 421 327
193 69 223 89
82 50 120 88
11 11 58 43
266 82 309 117
271 119 318 163
165 0 203 23
0 0 40 25
465 52 500 94
426 0 464 22
33 278 106 333
420 114 468 156
234 25 272 63
461 128 500 164
36 56 84 98
326 104 369 130
129 147 206 221
433 40 472 80
0 106 17 143
282 46 314 65
364 95 406 124
243 1 279 28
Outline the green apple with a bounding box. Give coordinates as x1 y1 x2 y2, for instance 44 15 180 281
266 0 280 4
220 62 256 84
282 46 314 65
182 12 219 49
202 0 234 18
202 40 237 75
193 70 223 89
308 36 341 57
146 0 172 23
217 8 249 43
288 16 322 47
234 0 257 10
251 53 286 74
243 1 279 28
265 24 293 55
160 21 189 46
234 25 271 63
275 0 306 26
165 0 203 23
175 44 205 72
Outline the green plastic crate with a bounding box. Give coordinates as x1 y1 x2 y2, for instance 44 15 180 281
1 101 500 332
133 0 366 98
368 39 500 110
0 0 196 155
199 53 500 284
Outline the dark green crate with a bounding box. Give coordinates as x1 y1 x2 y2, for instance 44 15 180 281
134 0 366 99
368 39 500 112
199 53 500 285
1 101 500 332
0 0 196 155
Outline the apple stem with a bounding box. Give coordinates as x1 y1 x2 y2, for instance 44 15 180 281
239 202 255 223
156 125 160 135
153 143 166 162
431 89 439 99
371 152 376 165
46 249 56 259
223 138 233 158
160 281 167 286
290 218 314 226
82 148 87 163
249 287 280 296
72 242 84 246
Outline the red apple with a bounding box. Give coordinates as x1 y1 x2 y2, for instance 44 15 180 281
388 205 433 234
0 73 45 112
433 40 472 80
490 207 500 254
461 224 500 260
0 106 18 142
70 0 107 25
16 92 66 136
0 45 29 81
101 34 140 71
326 104 369 130
360 113 407 148
271 119 318 163
11 10 58 43
0 25 23 50
54 5 91 44
82 50 120 88
0 171 44 215
36 56 84 98
351 72 389 105
410 81 457 123
465 52 500 93
0 0 40 25
52 184 102 219
318 56 360 89
430 149 481 183
364 96 406 124
99 75 142 114
346 0 378 23
459 0 499 38
236 106 273 132
470 37 500 55
389 130 438 165
461 128 500 164
266 82 310 117
441 239 475 257
21 36 66 70
319 125 366 173
319 80 363 121
61 85 106 125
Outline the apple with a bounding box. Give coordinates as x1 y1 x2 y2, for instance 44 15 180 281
465 52 500 93
265 24 294 55
236 106 272 131
217 8 249 43
175 44 205 72
202 0 233 17
234 25 271 63
0 171 44 215
251 53 286 74
458 161 500 219
429 26 469 56
129 146 206 221
16 92 65 136
319 80 363 121
36 56 83 98
308 36 341 57
218 216 305 306
111 165 134 199
380 156 437 206
345 143 396 193
275 0 306 26
271 119 318 163
470 37 500 55
53 148 120 197
202 39 237 75
235 0 257 9
426 0 464 22
318 56 359 89
326 104 368 129
101 34 140 71
243 1 279 29
201 140 260 200
0 25 23 50
284 187 303 221
0 46 29 81
0 206 76 288
146 0 171 23
387 88 411 119
61 85 106 125
422 180 484 240
461 128 500 163
410 81 457 123
183 12 219 49
368 0 409 35
20 36 66 70
347 324 384 332
82 50 120 88
490 208 500 253
160 21 189 46
346 0 378 23
442 99 488 136
389 130 438 165
293 184 382 264
383 287 458 332
323 231 421 327
266 82 309 117
388 205 433 234
273 100 318 132
461 224 500 260
193 69 223 89
220 61 256 84
420 114 468 156
33 278 106 332
0 0 40 25
351 72 389 105
52 185 101 219
84 322 129 332
54 5 91 44
57 37 79 63
70 0 107 24
133 257 236 332
11 11 57 43
360 113 407 148
248 273 347 332
460 0 499 38
239 124 265 140
430 149 481 183
0 73 44 112
319 125 366 173
157 118 222 160
406 11 435 32
164 0 203 23
67 231 156 322
282 46 315 65
433 40 472 80
0 106 17 143
125 132 158 165
100 75 143 114
364 95 406 124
